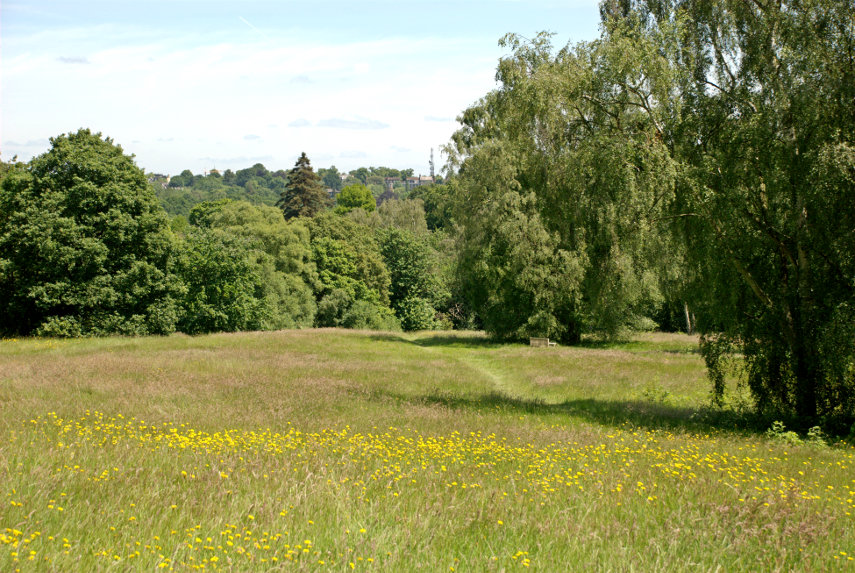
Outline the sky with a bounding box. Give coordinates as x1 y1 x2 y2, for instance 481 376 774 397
1 1 602 176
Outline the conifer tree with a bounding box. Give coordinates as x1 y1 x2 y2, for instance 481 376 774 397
276 152 329 219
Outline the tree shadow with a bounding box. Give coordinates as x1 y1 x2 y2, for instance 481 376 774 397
575 338 700 354
408 334 501 349
373 388 769 435
366 333 502 349
404 390 855 437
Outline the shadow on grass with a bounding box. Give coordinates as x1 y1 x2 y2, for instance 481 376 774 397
575 339 701 354
400 390 855 438
370 332 701 353
367 333 502 349
410 390 768 435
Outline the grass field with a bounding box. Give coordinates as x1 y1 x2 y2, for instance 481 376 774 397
1 329 853 571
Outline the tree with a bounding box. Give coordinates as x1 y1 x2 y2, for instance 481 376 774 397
379 227 448 331
309 212 391 306
377 198 429 237
455 0 855 421
335 183 376 214
409 183 455 231
634 0 855 421
176 228 273 334
319 165 343 191
307 211 395 329
188 199 318 328
0 129 183 336
449 30 678 343
168 169 194 188
276 153 330 219
349 167 370 184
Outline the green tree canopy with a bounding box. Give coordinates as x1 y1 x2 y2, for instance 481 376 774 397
276 153 330 219
335 183 376 214
449 30 677 343
319 165 343 191
187 199 318 328
638 0 855 421
176 228 273 334
308 212 391 307
0 129 183 336
379 227 448 331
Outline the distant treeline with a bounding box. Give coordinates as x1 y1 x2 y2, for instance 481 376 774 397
153 163 426 218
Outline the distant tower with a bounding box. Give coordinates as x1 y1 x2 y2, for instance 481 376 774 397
429 148 435 179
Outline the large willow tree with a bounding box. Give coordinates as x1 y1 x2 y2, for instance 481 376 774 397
449 26 681 343
452 0 855 420
649 0 855 420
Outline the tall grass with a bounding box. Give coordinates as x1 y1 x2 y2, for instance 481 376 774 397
1 330 852 571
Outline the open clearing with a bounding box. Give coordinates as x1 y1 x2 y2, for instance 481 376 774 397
0 330 853 571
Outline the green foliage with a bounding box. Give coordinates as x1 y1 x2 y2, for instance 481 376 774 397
155 165 285 217
0 129 183 336
188 198 234 227
318 165 343 191
316 288 401 331
309 212 391 310
378 227 448 331
447 1 855 420
175 228 272 334
634 0 855 420
395 297 438 331
277 153 330 219
186 200 318 328
449 30 678 342
765 421 828 448
456 185 586 343
376 198 429 237
335 183 376 214
765 421 802 446
408 183 456 231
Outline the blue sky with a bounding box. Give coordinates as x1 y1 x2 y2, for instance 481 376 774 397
2 1 602 176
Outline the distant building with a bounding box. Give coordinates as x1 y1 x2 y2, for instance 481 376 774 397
384 177 400 191
405 175 435 190
147 173 170 189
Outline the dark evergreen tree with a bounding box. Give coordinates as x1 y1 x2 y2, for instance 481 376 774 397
276 152 329 219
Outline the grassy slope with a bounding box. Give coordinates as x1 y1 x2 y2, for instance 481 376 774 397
0 330 852 571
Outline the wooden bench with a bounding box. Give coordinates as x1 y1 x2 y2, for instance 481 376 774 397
530 337 557 347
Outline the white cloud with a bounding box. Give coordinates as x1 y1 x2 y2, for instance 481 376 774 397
317 117 390 130
2 27 502 174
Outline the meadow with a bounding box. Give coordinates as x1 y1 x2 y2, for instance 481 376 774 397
0 329 853 571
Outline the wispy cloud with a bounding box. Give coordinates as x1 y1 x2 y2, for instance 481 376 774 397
4 138 50 147
238 16 270 41
56 56 89 64
198 154 275 165
1 11 562 174
318 117 389 130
